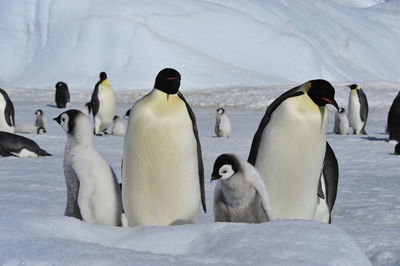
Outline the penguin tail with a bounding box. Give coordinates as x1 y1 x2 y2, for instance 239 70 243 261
39 149 52 156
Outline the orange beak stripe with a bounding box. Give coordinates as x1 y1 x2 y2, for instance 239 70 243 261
322 97 333 104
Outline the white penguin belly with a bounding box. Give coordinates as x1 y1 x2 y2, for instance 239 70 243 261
12 148 38 158
123 91 200 226
255 95 327 220
348 91 362 134
96 88 115 131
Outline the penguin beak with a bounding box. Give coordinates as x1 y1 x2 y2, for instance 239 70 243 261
53 116 61 124
322 97 339 111
210 174 221 182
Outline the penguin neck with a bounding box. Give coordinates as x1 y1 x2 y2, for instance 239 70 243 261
221 175 255 207
153 88 178 100
67 118 94 149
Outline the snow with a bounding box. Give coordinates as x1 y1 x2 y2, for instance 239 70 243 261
0 0 399 91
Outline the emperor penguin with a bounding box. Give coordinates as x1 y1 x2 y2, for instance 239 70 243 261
215 108 231 138
0 132 51 157
55 81 70 108
82 102 92 117
15 124 45 134
90 72 116 135
0 88 15 133
122 68 206 227
387 91 400 142
333 107 349 135
248 79 339 220
111 115 126 136
314 142 339 224
34 109 47 132
394 142 400 155
347 84 368 135
211 153 271 223
54 109 123 226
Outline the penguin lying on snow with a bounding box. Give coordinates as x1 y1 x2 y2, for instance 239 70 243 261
387 91 400 142
112 115 126 136
0 132 51 157
334 107 349 135
215 107 231 138
55 81 70 108
54 109 123 226
248 79 339 220
347 84 368 135
0 88 15 133
15 124 45 134
122 68 206 227
211 153 271 223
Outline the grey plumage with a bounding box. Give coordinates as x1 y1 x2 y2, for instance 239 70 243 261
334 107 349 135
34 109 47 132
215 108 231 138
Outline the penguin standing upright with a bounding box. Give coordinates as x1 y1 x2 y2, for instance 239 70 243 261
215 108 231 138
0 88 15 133
90 72 116 135
248 80 338 220
334 107 349 135
122 68 206 227
211 153 271 223
34 109 47 132
54 109 123 226
111 115 126 137
387 91 400 142
347 84 368 135
55 82 70 108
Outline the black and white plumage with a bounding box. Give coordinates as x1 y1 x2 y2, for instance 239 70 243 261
82 102 92 117
54 109 123 226
55 82 70 108
248 79 338 220
111 115 126 137
315 142 339 224
122 68 206 226
387 91 400 142
0 88 15 133
34 109 47 132
215 108 231 138
90 72 115 135
334 107 349 135
0 132 51 157
15 123 45 134
211 154 271 223
347 84 368 135
124 109 131 119
394 142 400 155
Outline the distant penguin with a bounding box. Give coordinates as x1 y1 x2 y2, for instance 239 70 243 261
315 142 339 224
0 132 51 157
211 153 271 223
395 142 400 155
387 91 400 142
124 109 131 119
15 124 45 134
122 68 206 227
82 102 92 117
54 109 123 226
0 88 15 133
215 108 231 138
55 82 70 108
347 84 368 135
34 109 47 132
90 72 116 135
248 80 339 220
111 115 126 136
334 107 349 135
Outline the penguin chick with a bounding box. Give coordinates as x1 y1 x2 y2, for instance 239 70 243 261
215 108 231 138
54 109 123 226
34 109 47 132
15 123 45 134
124 108 131 119
333 107 349 135
211 153 272 223
112 115 126 137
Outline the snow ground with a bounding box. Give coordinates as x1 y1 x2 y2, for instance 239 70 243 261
0 84 399 265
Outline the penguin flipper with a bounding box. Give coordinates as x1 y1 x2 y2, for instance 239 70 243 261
317 176 325 199
90 83 100 117
5 95 15 127
322 142 339 212
248 87 304 165
357 89 368 133
178 92 206 213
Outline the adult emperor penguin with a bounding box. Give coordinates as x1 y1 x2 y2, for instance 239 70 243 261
0 132 51 157
211 153 271 223
333 107 349 135
215 108 231 138
347 84 368 135
90 72 116 135
387 91 400 142
122 68 206 227
55 81 70 108
0 88 15 133
54 109 123 225
82 102 92 117
34 109 47 132
248 79 339 220
314 142 339 224
111 115 126 136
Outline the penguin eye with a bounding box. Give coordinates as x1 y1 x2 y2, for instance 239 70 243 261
222 170 227 174
62 118 65 122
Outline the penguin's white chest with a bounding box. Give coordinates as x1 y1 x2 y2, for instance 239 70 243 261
348 91 362 133
0 100 14 133
96 86 115 128
122 91 200 226
255 95 327 220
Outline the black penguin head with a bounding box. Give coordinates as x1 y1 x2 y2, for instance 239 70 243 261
37 127 46 134
53 109 82 134
347 84 359 90
124 109 131 118
211 154 241 181
99 72 107 81
154 68 181 95
55 81 67 89
306 79 339 111
35 109 43 116
395 143 400 155
338 107 346 113
216 108 225 114
113 115 120 121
